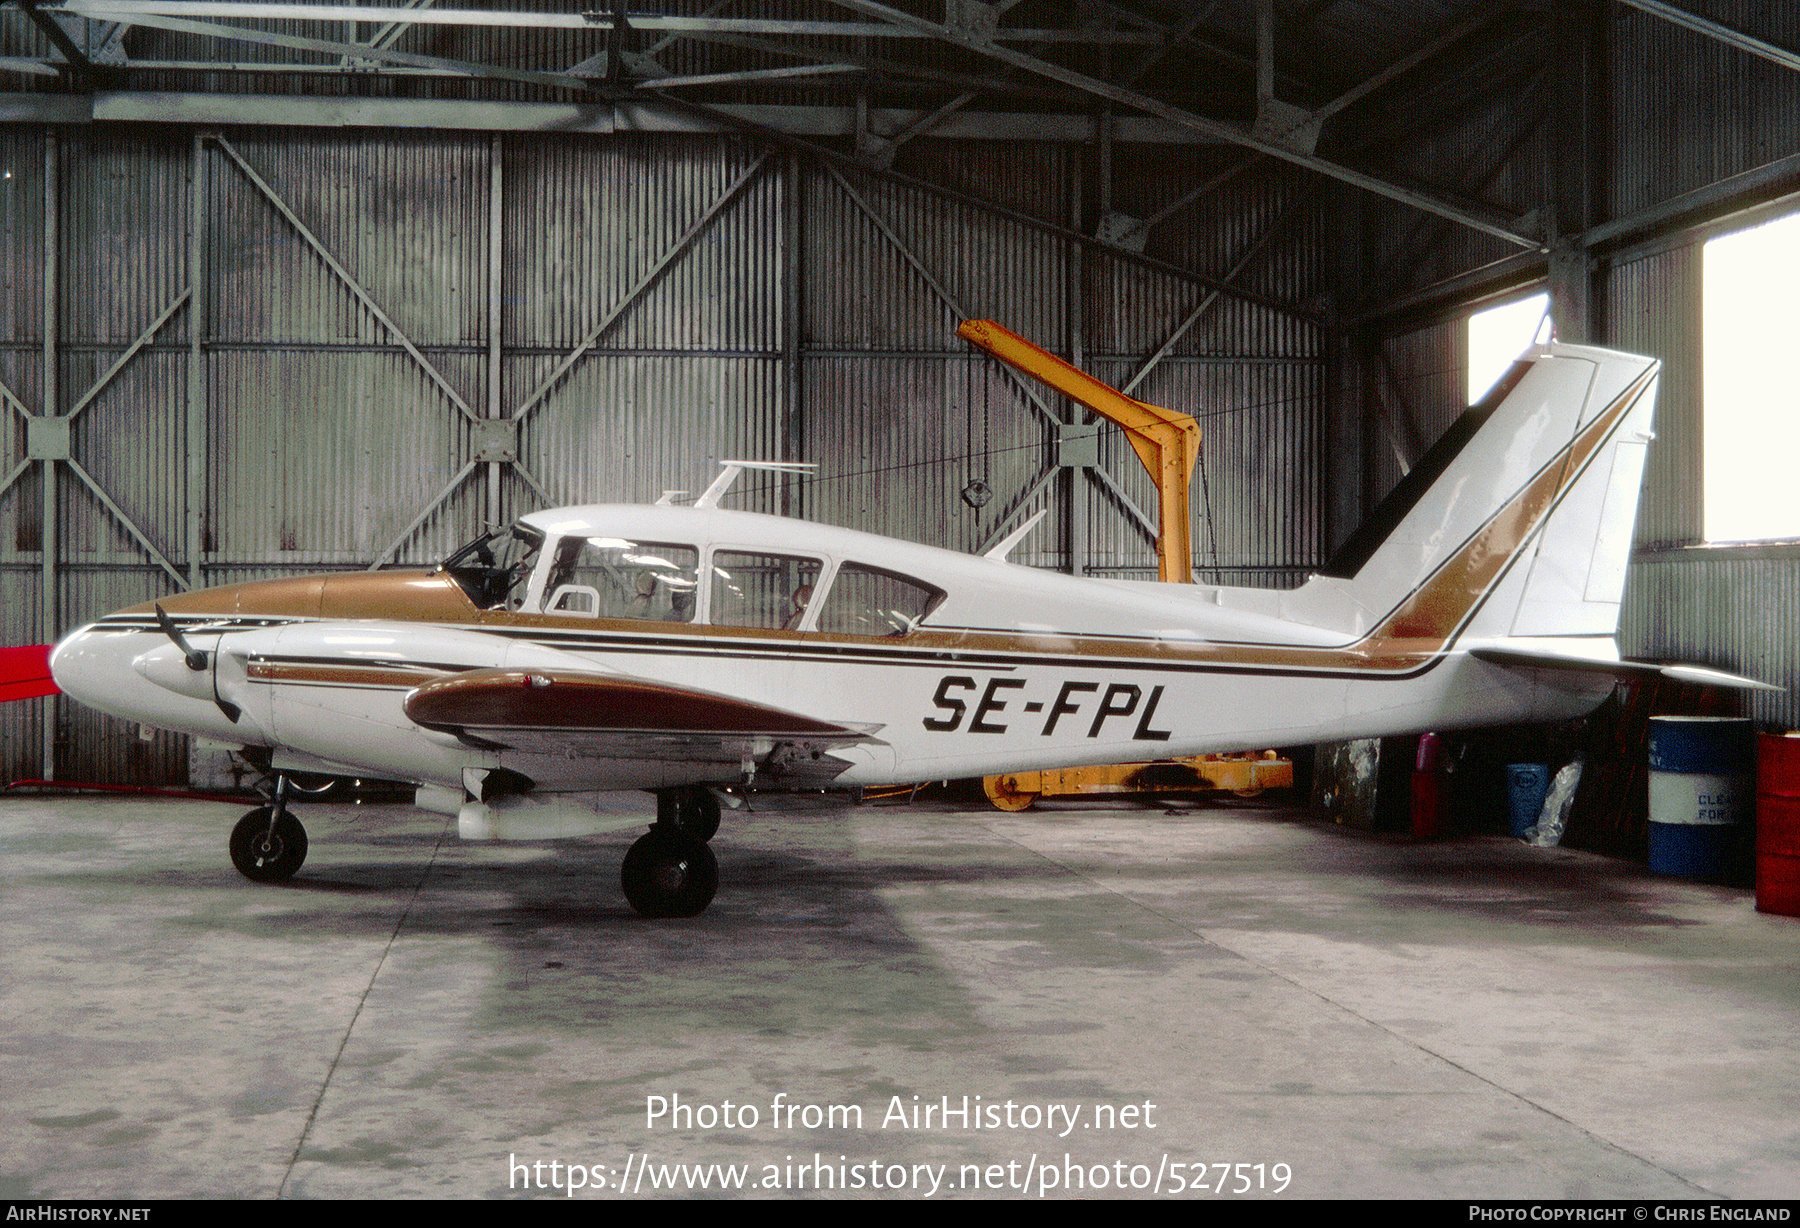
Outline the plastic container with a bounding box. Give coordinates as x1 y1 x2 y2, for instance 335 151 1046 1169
1506 763 1549 839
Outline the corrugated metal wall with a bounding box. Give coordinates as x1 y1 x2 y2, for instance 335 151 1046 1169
1 122 1331 784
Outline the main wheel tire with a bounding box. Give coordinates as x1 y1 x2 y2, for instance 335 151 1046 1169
229 807 308 882
621 829 717 918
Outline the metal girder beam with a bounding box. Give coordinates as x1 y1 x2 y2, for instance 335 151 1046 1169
51 6 602 91
512 152 772 426
647 89 1322 324
1363 76 1551 309
972 464 1059 555
821 0 1542 251
65 458 188 588
1329 19 1546 158
1120 188 1319 400
0 458 32 502
66 289 189 419
660 28 1078 106
211 134 479 422
0 375 30 422
1304 12 1491 130
1103 153 1261 252
1086 463 1159 545
369 460 477 569
20 0 95 71
58 2 1160 43
0 58 62 76
363 0 435 54
1086 0 1313 100
1622 0 1800 76
826 164 1059 428
41 129 58 778
642 63 861 91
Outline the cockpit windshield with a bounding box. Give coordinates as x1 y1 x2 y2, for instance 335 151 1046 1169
441 523 544 610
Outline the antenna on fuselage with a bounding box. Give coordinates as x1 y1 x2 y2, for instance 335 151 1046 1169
693 459 816 509
984 509 1049 562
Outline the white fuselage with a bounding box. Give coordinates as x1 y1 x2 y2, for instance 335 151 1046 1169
50 341 1658 804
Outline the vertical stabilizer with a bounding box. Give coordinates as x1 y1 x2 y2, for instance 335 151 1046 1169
1321 343 1659 650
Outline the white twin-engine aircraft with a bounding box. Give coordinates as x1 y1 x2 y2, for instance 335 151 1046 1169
48 336 1763 916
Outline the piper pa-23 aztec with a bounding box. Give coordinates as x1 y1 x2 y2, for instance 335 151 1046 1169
48 331 1769 916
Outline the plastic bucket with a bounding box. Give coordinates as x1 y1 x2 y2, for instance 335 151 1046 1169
1647 716 1755 882
1506 763 1549 839
1756 733 1800 916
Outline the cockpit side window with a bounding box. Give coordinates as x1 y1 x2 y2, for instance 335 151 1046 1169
812 564 945 637
710 551 821 629
442 524 544 611
541 538 699 622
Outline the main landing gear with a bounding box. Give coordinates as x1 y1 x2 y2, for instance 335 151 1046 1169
230 775 308 883
621 787 721 918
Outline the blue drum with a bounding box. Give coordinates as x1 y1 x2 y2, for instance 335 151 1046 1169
1647 716 1755 881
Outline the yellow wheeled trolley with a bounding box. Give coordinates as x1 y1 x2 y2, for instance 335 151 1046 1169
981 752 1293 811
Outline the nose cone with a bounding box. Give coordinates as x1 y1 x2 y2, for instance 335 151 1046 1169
49 625 121 710
51 623 217 734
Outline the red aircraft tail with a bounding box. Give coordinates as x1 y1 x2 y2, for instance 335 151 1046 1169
0 645 60 702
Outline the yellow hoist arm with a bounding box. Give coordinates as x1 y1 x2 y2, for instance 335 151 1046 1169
956 319 1202 584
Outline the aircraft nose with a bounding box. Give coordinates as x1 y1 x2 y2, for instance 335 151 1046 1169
50 624 132 710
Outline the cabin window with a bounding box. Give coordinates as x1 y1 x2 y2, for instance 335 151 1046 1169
812 564 945 637
710 551 821 629
541 537 698 621
442 524 544 610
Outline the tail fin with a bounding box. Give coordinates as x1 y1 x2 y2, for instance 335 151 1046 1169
1323 342 1660 649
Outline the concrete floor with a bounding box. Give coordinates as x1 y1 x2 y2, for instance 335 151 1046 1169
1 790 1796 1201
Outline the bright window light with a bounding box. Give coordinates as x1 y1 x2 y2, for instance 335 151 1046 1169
1704 211 1800 542
1467 293 1549 404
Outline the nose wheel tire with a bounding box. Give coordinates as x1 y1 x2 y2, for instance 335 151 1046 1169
621 829 717 917
230 806 308 882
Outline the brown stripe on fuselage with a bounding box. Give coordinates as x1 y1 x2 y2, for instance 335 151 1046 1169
245 659 449 689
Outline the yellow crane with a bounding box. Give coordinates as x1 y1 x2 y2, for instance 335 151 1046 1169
957 320 1291 810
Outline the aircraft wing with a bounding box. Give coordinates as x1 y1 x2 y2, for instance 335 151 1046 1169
1466 639 1781 692
402 668 884 782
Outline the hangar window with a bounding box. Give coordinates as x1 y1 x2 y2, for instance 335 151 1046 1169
1703 211 1800 542
1467 293 1548 404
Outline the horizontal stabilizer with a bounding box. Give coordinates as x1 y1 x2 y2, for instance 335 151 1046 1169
1469 642 1781 693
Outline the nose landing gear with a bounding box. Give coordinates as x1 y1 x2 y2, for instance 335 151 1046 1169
229 775 308 882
